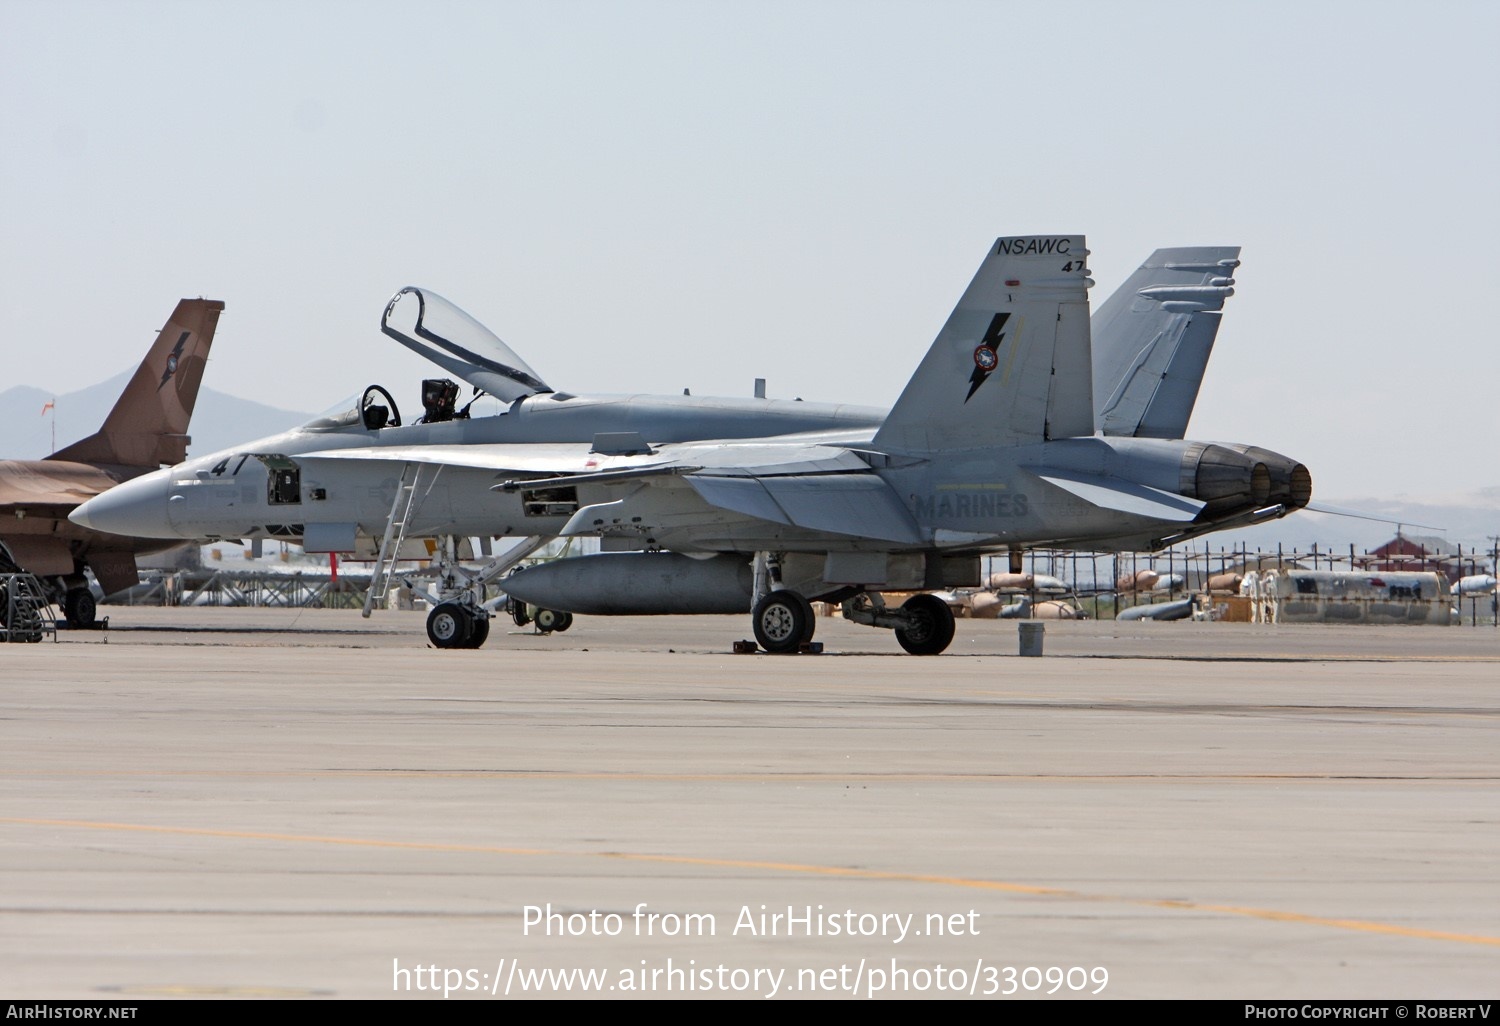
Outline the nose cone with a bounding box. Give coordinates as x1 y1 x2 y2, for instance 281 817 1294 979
70 471 180 538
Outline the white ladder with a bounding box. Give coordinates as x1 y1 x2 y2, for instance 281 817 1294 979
362 462 433 617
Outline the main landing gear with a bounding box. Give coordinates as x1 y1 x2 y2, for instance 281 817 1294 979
746 553 957 656
751 590 816 654
747 588 956 655
63 588 99 629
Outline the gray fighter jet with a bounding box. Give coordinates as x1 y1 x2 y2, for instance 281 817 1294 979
495 236 1303 653
71 237 1304 653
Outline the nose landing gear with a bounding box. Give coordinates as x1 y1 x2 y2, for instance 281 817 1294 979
426 602 490 649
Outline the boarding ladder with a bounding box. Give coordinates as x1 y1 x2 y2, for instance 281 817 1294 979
362 462 437 617
0 571 56 643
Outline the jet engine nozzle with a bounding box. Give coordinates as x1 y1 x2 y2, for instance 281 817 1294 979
1220 444 1313 510
1183 443 1271 507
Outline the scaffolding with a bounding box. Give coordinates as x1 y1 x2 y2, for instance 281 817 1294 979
0 572 57 643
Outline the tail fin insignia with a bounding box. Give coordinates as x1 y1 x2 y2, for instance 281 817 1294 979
47 298 224 468
965 312 1012 402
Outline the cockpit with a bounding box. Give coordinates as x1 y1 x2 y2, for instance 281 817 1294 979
295 286 557 435
381 286 553 404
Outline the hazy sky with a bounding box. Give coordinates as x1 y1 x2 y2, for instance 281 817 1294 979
4 0 1497 504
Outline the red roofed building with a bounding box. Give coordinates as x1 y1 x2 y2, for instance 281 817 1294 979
1366 533 1460 583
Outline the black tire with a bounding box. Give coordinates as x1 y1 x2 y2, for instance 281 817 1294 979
64 589 97 629
753 590 813 654
511 601 532 627
895 594 955 655
534 608 562 632
552 610 573 633
427 602 472 648
463 614 491 649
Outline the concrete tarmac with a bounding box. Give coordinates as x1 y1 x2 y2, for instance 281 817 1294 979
2 607 1498 1001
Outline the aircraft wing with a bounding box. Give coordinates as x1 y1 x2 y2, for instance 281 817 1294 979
296 434 877 478
294 442 674 477
338 431 921 545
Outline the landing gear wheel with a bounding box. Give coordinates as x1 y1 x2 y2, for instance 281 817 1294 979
64 589 97 629
895 594 955 655
534 607 566 633
427 602 472 649
753 590 814 654
462 614 491 649
551 610 573 633
511 601 532 627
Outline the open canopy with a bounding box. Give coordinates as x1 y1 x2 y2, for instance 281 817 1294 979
380 286 553 404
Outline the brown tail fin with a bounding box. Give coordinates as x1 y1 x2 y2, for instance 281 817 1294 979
48 298 225 468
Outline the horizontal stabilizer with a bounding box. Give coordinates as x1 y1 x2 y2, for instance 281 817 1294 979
1028 467 1204 522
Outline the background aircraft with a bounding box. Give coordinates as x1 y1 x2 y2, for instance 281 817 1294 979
1 298 223 627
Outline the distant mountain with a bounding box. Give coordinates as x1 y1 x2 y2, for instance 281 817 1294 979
1 371 312 462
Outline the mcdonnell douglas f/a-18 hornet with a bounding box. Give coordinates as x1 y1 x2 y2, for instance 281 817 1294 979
73 237 1297 654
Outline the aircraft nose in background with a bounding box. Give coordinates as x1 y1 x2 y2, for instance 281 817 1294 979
69 471 180 538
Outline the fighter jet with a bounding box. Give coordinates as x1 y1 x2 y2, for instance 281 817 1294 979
493 235 1306 653
72 236 1307 654
68 286 890 644
1 298 223 626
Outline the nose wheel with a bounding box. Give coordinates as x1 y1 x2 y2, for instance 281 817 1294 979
426 602 490 649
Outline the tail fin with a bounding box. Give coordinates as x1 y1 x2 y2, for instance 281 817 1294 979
48 298 224 468
1091 246 1239 438
873 235 1093 454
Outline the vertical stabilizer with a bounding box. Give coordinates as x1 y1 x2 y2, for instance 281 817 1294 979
873 236 1093 454
48 298 224 468
1092 246 1239 438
